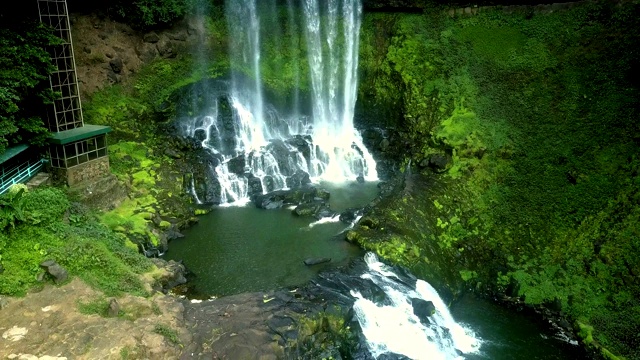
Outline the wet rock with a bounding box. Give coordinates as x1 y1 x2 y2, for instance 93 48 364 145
293 203 321 217
40 260 68 284
315 205 337 220
263 175 276 193
356 175 365 183
315 188 330 201
262 198 284 210
193 129 207 142
285 135 312 161
254 187 330 209
150 259 187 293
227 155 246 175
411 298 436 323
109 58 123 74
286 170 311 188
108 298 120 317
303 258 331 266
295 202 338 220
165 226 184 241
143 32 160 43
339 208 362 224
248 176 264 198
429 153 450 173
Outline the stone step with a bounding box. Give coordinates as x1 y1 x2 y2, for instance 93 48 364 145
26 172 51 190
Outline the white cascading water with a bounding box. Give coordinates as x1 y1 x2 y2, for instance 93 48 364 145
352 253 482 359
181 0 378 204
303 0 377 182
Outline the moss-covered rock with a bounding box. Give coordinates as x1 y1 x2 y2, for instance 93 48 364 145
357 2 640 357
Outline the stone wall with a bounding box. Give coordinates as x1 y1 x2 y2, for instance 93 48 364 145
60 156 110 187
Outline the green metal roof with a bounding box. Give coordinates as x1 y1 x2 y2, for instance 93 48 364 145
0 144 30 165
50 124 112 145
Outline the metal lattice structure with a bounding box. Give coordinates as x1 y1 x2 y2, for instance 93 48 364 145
35 0 112 186
37 0 84 132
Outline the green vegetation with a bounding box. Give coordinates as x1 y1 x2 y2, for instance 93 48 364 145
357 2 640 358
77 297 119 317
0 187 152 297
290 311 357 360
154 323 182 346
0 23 60 154
111 0 188 29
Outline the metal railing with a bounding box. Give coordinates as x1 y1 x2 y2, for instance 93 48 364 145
0 158 47 195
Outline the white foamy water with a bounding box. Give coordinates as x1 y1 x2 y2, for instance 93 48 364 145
352 253 482 359
183 0 377 205
307 215 341 228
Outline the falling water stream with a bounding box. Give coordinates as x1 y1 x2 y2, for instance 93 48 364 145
167 0 586 358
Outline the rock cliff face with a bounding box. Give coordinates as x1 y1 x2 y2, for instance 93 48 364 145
71 14 194 99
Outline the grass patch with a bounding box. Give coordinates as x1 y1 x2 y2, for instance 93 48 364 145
154 324 181 346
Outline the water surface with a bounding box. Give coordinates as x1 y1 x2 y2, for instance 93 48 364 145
164 181 377 296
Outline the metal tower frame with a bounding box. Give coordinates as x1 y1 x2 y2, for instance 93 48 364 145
37 0 84 132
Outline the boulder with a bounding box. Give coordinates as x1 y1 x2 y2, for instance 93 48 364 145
108 298 120 317
157 38 176 58
315 205 337 220
109 58 123 74
429 153 450 173
227 155 246 175
286 170 311 188
303 258 331 266
247 176 264 198
411 298 436 323
165 226 185 241
143 32 160 43
339 208 362 224
40 259 68 284
254 187 330 209
193 129 207 142
168 30 188 41
150 259 188 293
137 43 159 63
107 71 120 84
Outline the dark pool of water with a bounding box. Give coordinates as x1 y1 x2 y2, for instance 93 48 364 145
164 181 378 296
451 295 587 359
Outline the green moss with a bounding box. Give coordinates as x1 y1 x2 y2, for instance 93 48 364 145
291 311 357 359
193 208 210 216
154 324 181 346
359 3 640 357
0 189 152 297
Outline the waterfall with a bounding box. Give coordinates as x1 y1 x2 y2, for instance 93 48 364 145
183 0 378 205
352 253 482 359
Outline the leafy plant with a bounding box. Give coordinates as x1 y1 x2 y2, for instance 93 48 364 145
0 187 26 231
112 0 188 29
0 23 60 154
